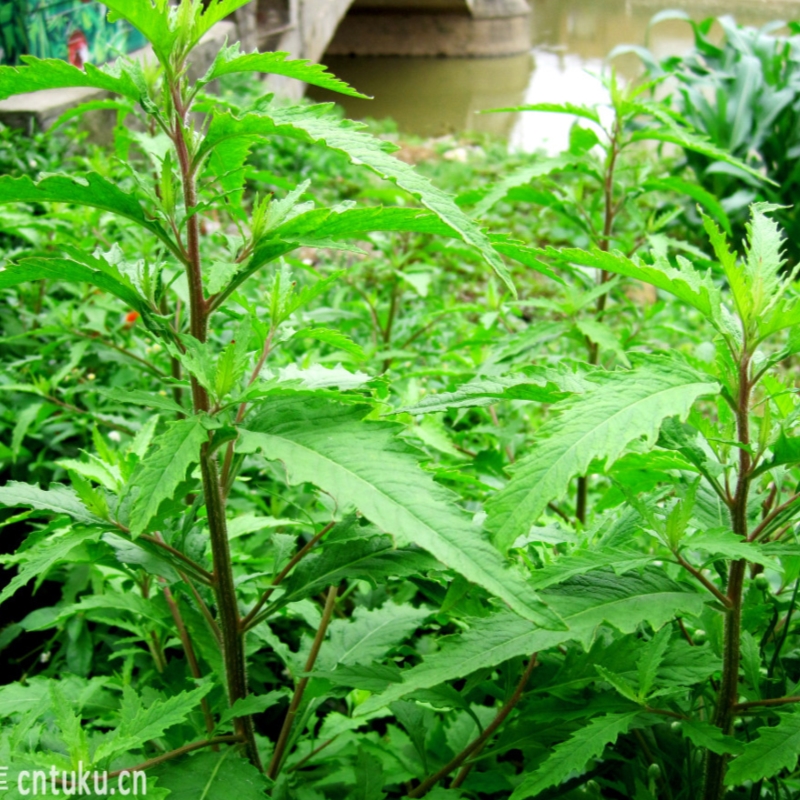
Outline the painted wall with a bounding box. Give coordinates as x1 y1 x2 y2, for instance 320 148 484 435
0 0 146 66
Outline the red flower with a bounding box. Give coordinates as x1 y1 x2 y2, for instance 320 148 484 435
124 311 140 325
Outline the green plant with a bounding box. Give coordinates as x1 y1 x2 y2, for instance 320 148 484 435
462 72 756 524
0 0 555 791
633 12 800 264
5 8 800 798
386 202 800 798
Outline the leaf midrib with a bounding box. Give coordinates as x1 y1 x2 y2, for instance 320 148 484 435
500 377 717 532
248 426 544 621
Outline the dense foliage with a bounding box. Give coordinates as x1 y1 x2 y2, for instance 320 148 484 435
3 6 800 800
632 11 800 263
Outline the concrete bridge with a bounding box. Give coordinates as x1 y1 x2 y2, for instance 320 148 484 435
239 0 529 65
0 0 531 127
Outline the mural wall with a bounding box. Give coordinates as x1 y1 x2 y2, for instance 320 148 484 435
0 0 146 66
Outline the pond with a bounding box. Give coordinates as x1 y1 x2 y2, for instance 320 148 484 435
307 0 794 152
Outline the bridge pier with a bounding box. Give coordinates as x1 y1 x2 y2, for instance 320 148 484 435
325 0 531 58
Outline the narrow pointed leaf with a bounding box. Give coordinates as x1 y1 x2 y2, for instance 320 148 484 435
509 713 641 799
0 482 103 526
392 368 588 415
101 0 175 66
473 154 579 216
725 712 800 784
1 528 103 605
276 536 439 608
199 46 367 97
94 684 213 762
0 57 142 102
129 418 207 536
238 396 560 628
0 174 178 257
486 358 718 550
357 568 704 714
198 106 515 293
488 102 602 125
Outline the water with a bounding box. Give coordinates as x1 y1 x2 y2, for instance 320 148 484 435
308 0 793 151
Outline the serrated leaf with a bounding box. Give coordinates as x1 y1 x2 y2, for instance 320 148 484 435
486 358 718 550
354 611 553 715
325 605 429 668
11 402 42 461
57 454 121 493
101 532 180 581
576 318 630 367
0 527 103 605
277 536 439 608
393 367 587 415
94 683 213 763
218 691 286 726
645 176 731 234
473 154 579 216
356 569 703 714
355 747 386 800
101 0 175 66
509 713 641 799
129 418 207 536
275 363 370 391
741 630 762 697
637 626 671 699
595 665 640 703
50 683 90 766
238 396 561 628
150 748 268 800
199 45 367 97
0 56 142 102
0 482 103 526
198 106 514 293
0 256 152 324
391 700 429 771
0 174 177 256
684 530 772 567
489 102 602 124
542 568 706 649
529 548 654 590
725 712 800 784
630 127 766 183
534 244 723 328
679 719 744 756
293 327 365 359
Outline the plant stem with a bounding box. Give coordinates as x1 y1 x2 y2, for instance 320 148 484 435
675 554 733 608
735 695 800 711
241 521 334 632
703 354 752 800
139 533 214 584
767 575 800 680
160 575 216 737
221 329 274 493
172 83 261 770
407 652 538 797
576 114 622 524
72 330 168 378
267 585 339 779
286 737 336 773
180 569 223 644
106 736 243 778
381 280 400 373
